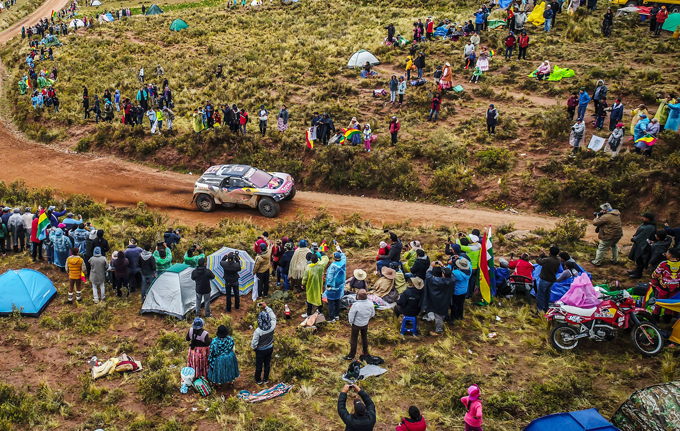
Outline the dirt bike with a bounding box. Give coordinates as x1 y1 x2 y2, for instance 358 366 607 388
546 290 664 356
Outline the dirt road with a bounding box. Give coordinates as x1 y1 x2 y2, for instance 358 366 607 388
0 0 72 44
0 8 625 239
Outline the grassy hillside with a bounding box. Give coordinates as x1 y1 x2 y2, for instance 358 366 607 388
0 180 676 430
2 0 680 219
0 0 46 32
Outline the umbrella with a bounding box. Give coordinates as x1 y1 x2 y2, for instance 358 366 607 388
207 247 255 295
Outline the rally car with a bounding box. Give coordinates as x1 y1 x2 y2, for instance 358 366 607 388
192 165 295 218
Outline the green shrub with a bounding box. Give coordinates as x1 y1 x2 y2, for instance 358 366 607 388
280 358 315 381
546 217 588 246
530 105 570 141
475 148 515 174
533 178 562 209
430 163 474 197
138 369 175 404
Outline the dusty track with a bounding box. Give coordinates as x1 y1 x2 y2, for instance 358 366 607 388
0 7 625 239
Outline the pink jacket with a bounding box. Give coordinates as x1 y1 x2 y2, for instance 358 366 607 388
461 396 483 427
389 120 400 133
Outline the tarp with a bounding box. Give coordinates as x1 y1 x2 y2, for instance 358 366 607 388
170 19 188 31
0 269 56 317
531 263 591 303
347 49 379 68
434 26 448 37
528 2 546 26
140 264 220 319
615 6 639 17
488 19 508 29
145 4 164 15
499 0 513 8
611 382 680 431
525 408 620 431
662 13 680 32
528 65 575 81
69 19 85 28
206 247 255 295
91 0 101 5
99 13 113 22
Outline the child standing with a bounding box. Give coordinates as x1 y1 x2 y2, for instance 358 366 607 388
66 247 86 303
461 384 483 431
363 124 372 152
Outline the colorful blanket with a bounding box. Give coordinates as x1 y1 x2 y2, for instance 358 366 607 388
238 383 293 403
528 65 575 81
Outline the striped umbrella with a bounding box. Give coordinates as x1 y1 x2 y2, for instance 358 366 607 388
207 247 255 295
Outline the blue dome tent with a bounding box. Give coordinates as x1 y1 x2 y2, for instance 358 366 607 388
0 269 56 317
524 408 620 431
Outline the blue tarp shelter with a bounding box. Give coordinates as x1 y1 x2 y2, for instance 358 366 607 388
524 408 620 431
531 263 591 303
434 26 448 37
0 269 56 317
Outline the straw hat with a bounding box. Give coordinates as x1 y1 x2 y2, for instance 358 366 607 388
411 276 424 290
409 240 422 250
354 269 367 281
381 266 397 280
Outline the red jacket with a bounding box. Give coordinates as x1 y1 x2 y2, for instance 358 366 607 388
518 35 529 48
508 259 534 280
396 416 427 431
657 9 668 23
431 96 441 111
389 120 400 133
426 21 434 32
567 96 579 108
376 245 390 261
504 35 516 47
31 217 39 243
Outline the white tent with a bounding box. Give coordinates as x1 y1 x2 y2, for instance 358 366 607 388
141 264 221 319
69 19 85 29
347 50 380 68
91 0 101 5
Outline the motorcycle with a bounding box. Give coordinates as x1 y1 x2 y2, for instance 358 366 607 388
546 290 664 356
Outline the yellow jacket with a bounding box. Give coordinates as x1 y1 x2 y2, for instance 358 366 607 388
67 255 85 280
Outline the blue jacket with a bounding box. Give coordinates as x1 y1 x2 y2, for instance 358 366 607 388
475 12 485 24
495 267 511 285
125 245 144 274
72 227 89 254
49 228 72 253
114 90 120 103
610 102 624 121
579 92 591 106
451 266 471 296
49 209 67 227
325 253 347 300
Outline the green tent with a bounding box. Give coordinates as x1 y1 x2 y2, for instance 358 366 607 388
661 13 680 32
170 19 188 31
145 4 164 15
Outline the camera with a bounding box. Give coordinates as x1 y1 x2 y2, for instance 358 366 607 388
383 229 390 233
594 211 604 218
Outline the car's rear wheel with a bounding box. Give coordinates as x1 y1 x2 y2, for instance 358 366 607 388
258 197 280 218
670 5 680 14
284 187 296 201
195 194 215 212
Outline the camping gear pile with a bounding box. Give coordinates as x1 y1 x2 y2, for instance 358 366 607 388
91 353 143 379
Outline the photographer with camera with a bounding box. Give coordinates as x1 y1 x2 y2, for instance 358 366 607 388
220 251 241 312
337 384 376 431
591 203 623 267
377 230 403 275
164 228 181 249
183 244 205 268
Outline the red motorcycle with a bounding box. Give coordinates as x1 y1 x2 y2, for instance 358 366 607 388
546 290 664 356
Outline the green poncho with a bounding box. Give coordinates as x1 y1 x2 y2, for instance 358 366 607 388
302 255 329 306
154 248 173 271
183 252 205 268
192 113 204 133
402 249 417 273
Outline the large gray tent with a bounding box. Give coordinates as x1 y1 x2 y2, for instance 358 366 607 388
141 264 220 319
347 50 379 68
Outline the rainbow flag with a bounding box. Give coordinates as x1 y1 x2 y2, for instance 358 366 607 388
37 209 50 240
635 134 657 146
478 226 495 306
51 10 57 19
25 78 32 89
319 240 328 252
344 128 361 141
305 129 314 149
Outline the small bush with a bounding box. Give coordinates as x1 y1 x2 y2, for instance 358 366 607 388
138 369 175 404
475 148 515 174
533 178 562 209
280 358 315 382
430 163 475 197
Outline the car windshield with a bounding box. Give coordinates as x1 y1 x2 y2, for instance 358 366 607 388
246 169 274 188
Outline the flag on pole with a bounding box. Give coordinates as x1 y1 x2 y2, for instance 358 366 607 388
37 209 50 240
305 129 314 149
643 283 654 308
319 240 328 252
478 226 495 305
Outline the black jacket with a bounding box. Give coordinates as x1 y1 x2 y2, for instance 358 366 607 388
409 256 430 280
396 287 423 317
220 258 241 285
337 390 376 431
279 250 294 275
164 231 180 247
536 254 561 283
378 240 403 262
192 265 215 294
140 251 157 277
649 238 672 270
92 237 110 256
414 55 425 69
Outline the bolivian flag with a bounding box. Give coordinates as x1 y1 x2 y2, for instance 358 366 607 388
305 129 314 149
478 226 495 306
37 209 50 240
343 128 361 142
635 134 657 146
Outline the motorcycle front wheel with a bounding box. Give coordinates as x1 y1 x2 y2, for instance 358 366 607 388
631 322 664 356
550 324 580 352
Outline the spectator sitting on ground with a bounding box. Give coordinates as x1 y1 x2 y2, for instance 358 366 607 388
508 252 533 281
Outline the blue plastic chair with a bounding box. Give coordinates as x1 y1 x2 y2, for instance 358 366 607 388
400 316 418 336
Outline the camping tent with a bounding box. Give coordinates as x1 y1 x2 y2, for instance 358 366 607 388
99 13 114 23
170 19 188 31
207 247 255 295
91 0 101 5
145 4 164 15
662 13 680 32
347 50 379 68
524 408 620 431
141 264 221 319
0 269 56 317
611 382 680 431
69 19 85 28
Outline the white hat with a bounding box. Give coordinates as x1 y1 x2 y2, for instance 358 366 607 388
469 234 479 243
354 269 367 280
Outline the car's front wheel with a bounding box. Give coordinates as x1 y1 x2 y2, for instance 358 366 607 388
195 194 215 212
284 187 296 201
258 197 280 218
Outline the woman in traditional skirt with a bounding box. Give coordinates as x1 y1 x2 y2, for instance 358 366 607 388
439 62 453 91
277 105 289 132
208 325 240 388
186 318 211 378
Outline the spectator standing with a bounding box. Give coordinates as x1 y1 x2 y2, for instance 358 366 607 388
325 245 347 322
517 31 529 60
535 247 561 312
343 289 375 360
220 252 242 311
66 247 86 303
591 203 623 266
422 262 456 335
192 258 215 317
139 244 157 301
258 105 269 136
486 104 498 134
251 303 276 385
253 237 273 298
302 252 330 318
567 92 579 121
628 212 657 279
124 238 143 293
389 117 400 145
543 5 553 32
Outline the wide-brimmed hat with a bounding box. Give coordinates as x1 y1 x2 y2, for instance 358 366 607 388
411 276 424 290
216 325 229 338
409 240 422 250
456 259 470 271
381 266 397 280
354 269 367 280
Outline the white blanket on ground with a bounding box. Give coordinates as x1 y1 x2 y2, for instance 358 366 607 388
342 365 387 383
